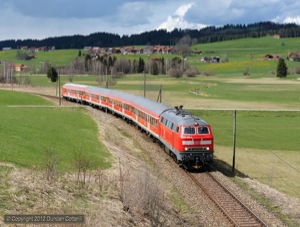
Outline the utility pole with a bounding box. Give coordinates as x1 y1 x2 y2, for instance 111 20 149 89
157 85 162 103
143 71 146 98
232 110 237 174
58 73 61 106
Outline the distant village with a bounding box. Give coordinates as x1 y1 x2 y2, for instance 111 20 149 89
1 42 300 73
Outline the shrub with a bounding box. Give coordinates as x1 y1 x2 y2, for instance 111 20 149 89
168 68 183 78
295 66 300 74
184 67 198 77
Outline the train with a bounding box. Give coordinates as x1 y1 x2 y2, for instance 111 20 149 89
62 83 214 169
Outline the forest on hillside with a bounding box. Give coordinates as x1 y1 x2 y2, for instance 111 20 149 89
1 21 300 49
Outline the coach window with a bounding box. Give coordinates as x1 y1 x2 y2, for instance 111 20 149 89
160 117 164 123
176 126 180 133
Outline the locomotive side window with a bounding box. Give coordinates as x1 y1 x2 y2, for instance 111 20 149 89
198 126 209 134
176 126 179 133
172 124 177 132
184 127 196 135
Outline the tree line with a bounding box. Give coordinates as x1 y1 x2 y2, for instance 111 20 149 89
1 21 300 49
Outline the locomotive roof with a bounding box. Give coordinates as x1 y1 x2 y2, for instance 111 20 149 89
161 109 209 126
84 85 171 115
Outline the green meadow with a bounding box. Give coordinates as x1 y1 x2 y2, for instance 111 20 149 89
0 90 111 170
191 36 300 75
1 36 300 199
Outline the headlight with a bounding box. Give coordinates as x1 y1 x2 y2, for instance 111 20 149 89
182 140 194 145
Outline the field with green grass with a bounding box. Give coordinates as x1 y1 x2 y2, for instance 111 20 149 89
1 36 300 200
0 49 82 67
188 109 300 199
191 36 300 75
0 90 111 170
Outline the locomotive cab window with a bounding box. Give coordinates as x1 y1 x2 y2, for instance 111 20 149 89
198 126 209 134
183 127 196 135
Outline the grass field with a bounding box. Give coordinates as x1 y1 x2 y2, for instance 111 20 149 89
191 36 300 75
0 90 111 170
1 36 300 200
188 109 300 199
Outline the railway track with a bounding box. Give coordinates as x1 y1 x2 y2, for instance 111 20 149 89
186 170 268 227
35 92 269 226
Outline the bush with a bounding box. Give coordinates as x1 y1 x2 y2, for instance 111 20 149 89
112 72 126 78
243 67 250 76
184 67 198 77
168 68 183 78
295 66 300 74
199 71 214 76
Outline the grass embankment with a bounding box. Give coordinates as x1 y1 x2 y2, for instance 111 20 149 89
189 109 300 199
0 90 111 170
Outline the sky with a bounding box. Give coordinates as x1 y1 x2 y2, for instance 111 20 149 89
0 0 300 41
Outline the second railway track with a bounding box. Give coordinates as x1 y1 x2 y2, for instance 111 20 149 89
186 170 268 227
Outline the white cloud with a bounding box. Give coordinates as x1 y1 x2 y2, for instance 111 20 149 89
283 16 300 25
158 3 207 31
175 3 194 17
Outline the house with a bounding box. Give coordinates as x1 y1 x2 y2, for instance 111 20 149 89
273 34 281 39
288 52 300 62
263 54 280 60
200 56 220 63
14 64 29 72
193 50 202 55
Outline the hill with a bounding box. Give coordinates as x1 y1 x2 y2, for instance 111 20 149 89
1 21 300 49
1 36 300 77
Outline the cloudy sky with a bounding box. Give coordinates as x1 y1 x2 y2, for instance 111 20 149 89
1 0 300 41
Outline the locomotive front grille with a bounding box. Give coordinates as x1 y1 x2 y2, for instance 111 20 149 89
185 147 209 152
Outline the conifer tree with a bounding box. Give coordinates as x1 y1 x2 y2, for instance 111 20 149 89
276 58 288 78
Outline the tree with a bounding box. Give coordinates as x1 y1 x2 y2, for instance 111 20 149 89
151 61 159 75
16 50 35 60
172 34 192 58
137 57 145 73
47 66 58 82
276 58 288 78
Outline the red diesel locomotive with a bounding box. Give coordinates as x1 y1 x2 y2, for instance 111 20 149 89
62 83 214 169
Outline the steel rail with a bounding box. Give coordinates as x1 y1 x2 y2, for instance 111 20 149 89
186 171 268 227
